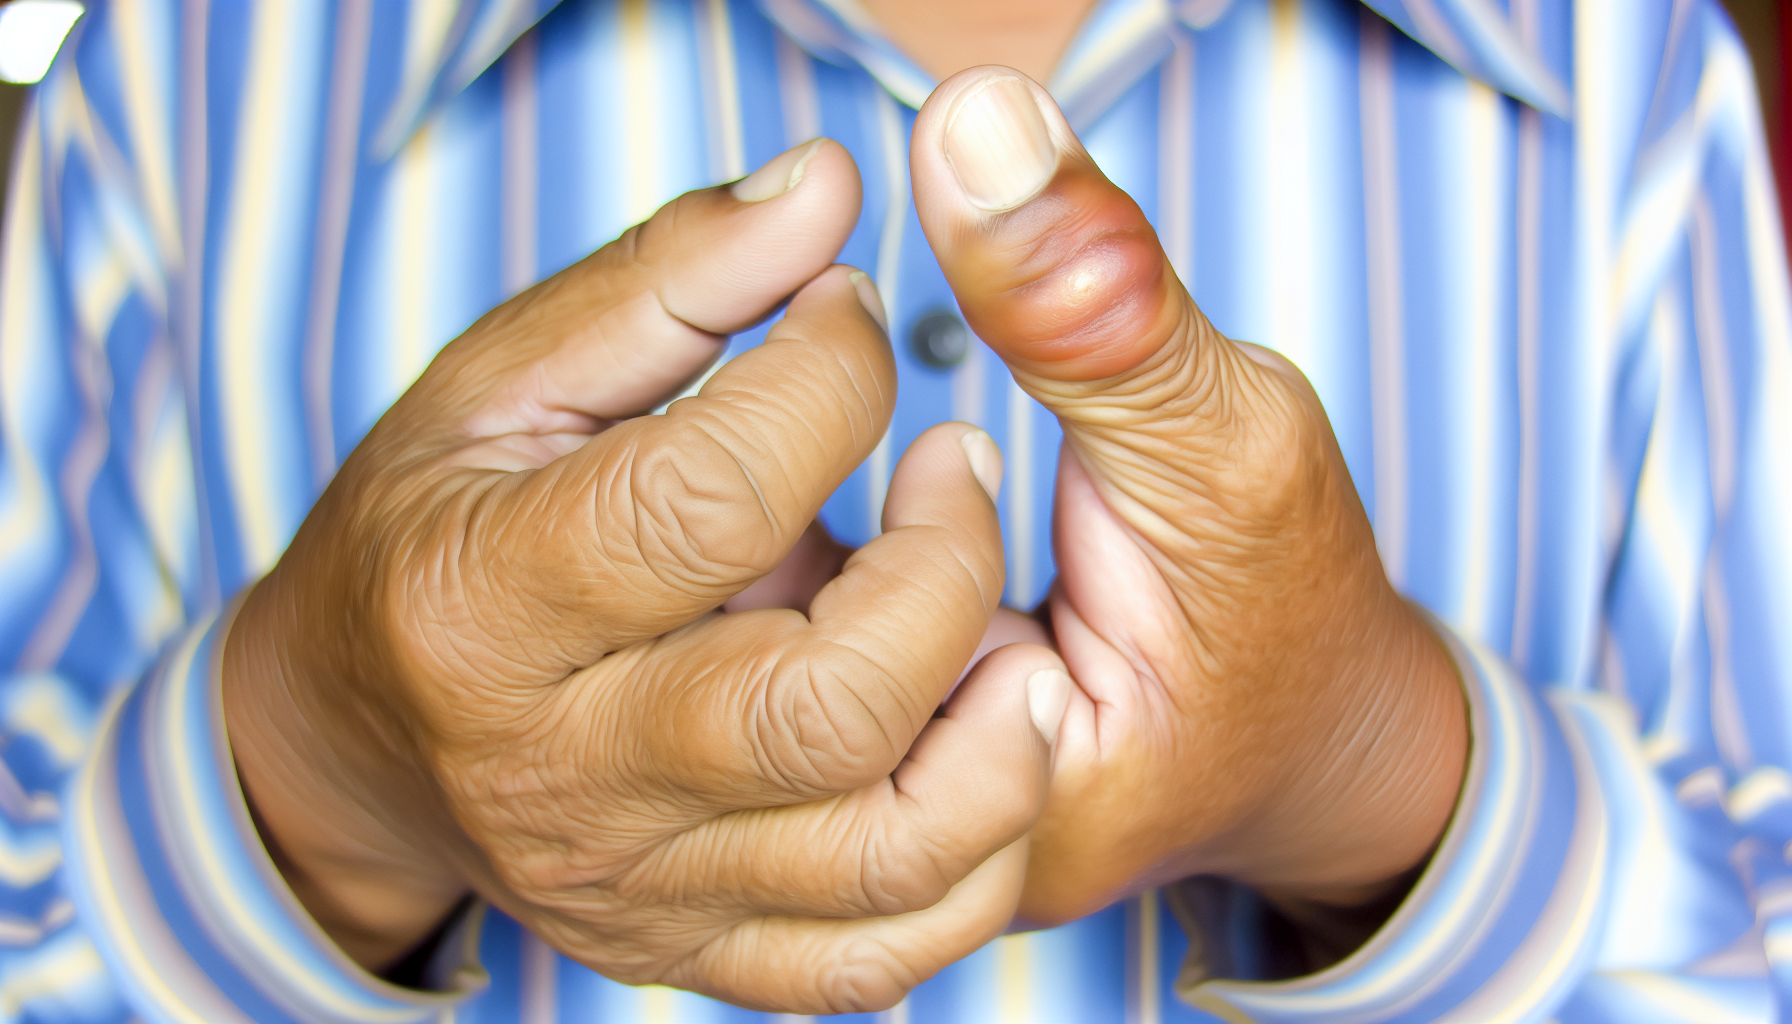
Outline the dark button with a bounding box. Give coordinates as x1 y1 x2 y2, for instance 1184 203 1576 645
910 310 971 369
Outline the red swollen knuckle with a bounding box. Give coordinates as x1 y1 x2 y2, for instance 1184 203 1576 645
964 179 1174 379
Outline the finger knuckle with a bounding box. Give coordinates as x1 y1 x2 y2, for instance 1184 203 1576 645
615 421 792 597
813 939 920 1014
979 186 1172 364
755 652 906 795
1025 233 1168 353
491 850 574 899
363 518 452 677
858 831 955 916
367 482 554 699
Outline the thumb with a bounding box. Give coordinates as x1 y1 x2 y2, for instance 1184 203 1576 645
910 67 1282 422
910 68 1328 564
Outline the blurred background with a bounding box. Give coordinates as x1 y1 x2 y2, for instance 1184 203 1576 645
0 0 1786 236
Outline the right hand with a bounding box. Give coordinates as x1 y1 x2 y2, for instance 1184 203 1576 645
222 140 1067 1014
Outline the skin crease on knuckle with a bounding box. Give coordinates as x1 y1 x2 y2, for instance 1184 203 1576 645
814 569 994 683
605 429 785 605
619 611 913 811
606 327 887 588
853 820 960 918
636 635 827 802
1035 309 1224 434
615 793 928 919
684 923 921 1016
751 649 910 797
812 949 920 1016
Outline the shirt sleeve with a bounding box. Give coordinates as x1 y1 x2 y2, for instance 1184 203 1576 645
62 609 489 1024
1178 7 1792 1022
0 15 195 1021
0 9 494 1023
1177 627 1627 1022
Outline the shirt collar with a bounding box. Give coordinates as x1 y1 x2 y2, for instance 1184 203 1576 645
757 0 1178 132
755 0 1569 129
1354 0 1569 117
382 0 1569 157
372 0 562 158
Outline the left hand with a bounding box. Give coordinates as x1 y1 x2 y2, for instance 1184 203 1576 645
909 68 1469 928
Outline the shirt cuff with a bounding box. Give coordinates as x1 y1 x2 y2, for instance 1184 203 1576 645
62 607 490 1024
1178 618 1613 1023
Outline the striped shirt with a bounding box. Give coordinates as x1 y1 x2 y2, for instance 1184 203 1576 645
2 0 1789 1020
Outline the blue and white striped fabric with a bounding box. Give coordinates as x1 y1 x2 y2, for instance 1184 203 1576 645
1 0 1788 1020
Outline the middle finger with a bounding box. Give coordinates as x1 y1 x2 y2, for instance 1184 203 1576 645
625 641 1065 919
625 421 1011 807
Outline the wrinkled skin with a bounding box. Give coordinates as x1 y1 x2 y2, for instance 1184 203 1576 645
229 64 1473 1015
224 141 1066 1015
907 70 1469 929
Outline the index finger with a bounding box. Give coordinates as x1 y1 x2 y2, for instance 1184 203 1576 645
621 421 1008 808
465 265 897 662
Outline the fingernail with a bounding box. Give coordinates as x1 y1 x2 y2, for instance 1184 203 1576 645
732 138 826 202
849 270 889 333
1027 668 1071 746
943 76 1057 211
959 428 1003 501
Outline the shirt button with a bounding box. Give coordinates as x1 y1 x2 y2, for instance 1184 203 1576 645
910 310 971 369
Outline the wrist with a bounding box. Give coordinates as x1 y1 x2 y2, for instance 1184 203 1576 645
224 576 470 969
1224 590 1467 906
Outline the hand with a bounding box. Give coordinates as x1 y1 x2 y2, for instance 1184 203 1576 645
223 139 1068 1013
909 70 1468 929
